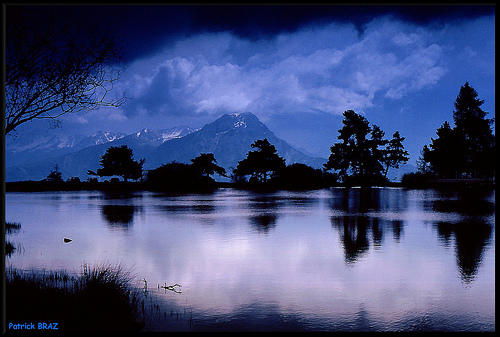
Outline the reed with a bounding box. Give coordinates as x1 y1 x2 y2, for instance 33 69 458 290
5 222 22 256
5 263 146 332
5 221 21 234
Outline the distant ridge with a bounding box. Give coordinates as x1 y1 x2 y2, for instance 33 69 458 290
5 113 325 182
146 112 326 172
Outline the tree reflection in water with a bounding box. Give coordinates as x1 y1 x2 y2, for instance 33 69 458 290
329 187 494 283
101 205 138 231
430 189 494 284
331 215 370 264
329 188 408 264
437 219 493 284
248 194 280 234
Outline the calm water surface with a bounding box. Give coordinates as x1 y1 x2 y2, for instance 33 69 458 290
5 187 495 331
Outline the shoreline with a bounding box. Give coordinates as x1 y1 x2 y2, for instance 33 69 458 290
5 179 494 193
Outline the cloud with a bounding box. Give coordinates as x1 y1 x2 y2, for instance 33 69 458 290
120 17 448 119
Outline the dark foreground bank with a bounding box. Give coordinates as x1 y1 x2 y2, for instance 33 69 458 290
5 264 146 333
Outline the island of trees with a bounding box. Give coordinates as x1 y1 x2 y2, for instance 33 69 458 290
6 82 495 192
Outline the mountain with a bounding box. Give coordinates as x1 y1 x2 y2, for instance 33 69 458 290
129 126 197 146
5 130 126 167
5 113 325 182
5 126 196 182
146 112 326 172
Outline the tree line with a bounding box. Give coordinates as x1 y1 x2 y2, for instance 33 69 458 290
5 8 493 189
38 82 493 190
79 112 409 190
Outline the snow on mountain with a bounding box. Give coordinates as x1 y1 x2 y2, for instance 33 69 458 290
90 131 126 145
146 112 326 172
132 127 198 145
5 114 327 182
5 126 197 181
5 114 414 183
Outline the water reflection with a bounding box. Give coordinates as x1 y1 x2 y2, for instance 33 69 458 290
329 188 409 214
4 188 495 331
328 187 494 284
101 205 140 231
248 194 280 233
153 192 218 216
450 219 493 283
150 296 491 332
428 190 494 283
391 220 404 243
331 215 370 264
249 214 278 233
329 188 409 264
425 189 495 217
99 190 143 200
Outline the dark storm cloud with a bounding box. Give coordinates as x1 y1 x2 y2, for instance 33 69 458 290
8 4 494 61
114 5 495 61
6 4 495 162
187 5 496 35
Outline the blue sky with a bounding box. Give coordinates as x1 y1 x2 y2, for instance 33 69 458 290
7 5 495 163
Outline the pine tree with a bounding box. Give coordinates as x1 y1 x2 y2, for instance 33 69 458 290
422 82 495 178
453 82 495 174
45 164 63 182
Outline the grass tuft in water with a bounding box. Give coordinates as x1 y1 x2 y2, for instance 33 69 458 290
5 222 22 256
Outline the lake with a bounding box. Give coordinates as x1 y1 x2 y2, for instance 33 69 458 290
5 187 495 331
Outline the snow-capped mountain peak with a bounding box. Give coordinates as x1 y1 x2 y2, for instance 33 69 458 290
90 131 126 145
132 126 198 143
6 113 328 182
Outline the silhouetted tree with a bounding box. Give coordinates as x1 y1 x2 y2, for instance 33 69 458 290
423 121 464 178
325 110 406 185
45 164 63 182
422 82 494 178
416 146 432 173
147 154 225 190
88 145 144 182
233 139 286 183
276 163 336 189
5 6 126 135
453 82 495 174
325 110 371 183
147 162 196 190
383 131 409 177
366 124 387 179
190 153 227 179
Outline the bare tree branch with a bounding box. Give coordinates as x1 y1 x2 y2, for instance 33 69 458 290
5 6 128 135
